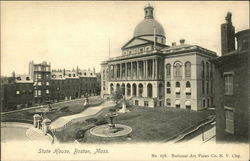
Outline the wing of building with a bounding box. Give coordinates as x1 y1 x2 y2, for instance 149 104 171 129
212 12 250 143
101 5 217 110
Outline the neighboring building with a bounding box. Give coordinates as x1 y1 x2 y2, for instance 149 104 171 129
50 69 67 102
212 12 250 142
77 68 98 97
1 61 100 111
101 5 217 110
29 61 51 105
2 73 34 111
50 68 98 102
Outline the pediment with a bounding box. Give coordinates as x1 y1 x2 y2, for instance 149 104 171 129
122 37 151 50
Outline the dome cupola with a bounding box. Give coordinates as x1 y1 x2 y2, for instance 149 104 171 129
133 4 166 43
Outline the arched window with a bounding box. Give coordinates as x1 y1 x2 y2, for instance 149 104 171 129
127 84 131 97
166 64 171 77
139 83 143 97
186 81 191 88
116 83 120 92
147 83 153 98
110 83 114 93
185 62 191 77
121 83 125 95
174 62 182 77
201 61 205 78
166 82 171 94
132 83 137 96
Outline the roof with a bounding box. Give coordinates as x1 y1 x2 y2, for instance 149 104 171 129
15 74 33 83
162 44 217 56
133 18 165 38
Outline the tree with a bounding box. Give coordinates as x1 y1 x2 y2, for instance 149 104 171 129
111 89 123 105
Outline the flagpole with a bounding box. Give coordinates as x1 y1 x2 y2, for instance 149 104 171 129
108 38 111 59
154 25 156 51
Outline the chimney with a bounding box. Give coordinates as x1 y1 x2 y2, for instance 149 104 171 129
172 42 176 46
180 39 185 45
221 12 235 55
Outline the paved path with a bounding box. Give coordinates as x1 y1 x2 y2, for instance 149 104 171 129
50 101 115 130
1 122 52 144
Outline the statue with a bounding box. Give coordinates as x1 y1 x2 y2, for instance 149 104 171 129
118 96 130 113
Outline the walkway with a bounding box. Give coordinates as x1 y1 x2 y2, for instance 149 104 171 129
1 122 52 144
50 100 115 130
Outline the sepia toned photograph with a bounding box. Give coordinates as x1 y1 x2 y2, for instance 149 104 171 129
1 1 249 161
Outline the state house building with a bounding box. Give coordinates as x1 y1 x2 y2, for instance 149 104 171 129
101 5 217 110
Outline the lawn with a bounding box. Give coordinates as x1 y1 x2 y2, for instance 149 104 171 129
1 96 104 123
57 105 215 143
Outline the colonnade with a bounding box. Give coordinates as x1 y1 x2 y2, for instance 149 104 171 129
108 58 160 81
109 82 164 99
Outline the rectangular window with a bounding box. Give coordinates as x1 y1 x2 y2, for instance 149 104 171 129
186 105 191 110
203 99 206 108
175 104 180 108
144 101 149 107
225 108 234 134
167 88 171 94
37 74 42 79
166 99 171 107
38 90 41 96
224 74 233 95
46 89 49 94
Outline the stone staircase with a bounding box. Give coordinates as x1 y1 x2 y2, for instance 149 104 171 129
26 127 53 143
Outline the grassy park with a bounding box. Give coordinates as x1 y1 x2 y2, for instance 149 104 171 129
55 105 214 143
1 96 215 143
1 96 104 123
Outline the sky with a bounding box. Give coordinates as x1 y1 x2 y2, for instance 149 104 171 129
1 1 249 76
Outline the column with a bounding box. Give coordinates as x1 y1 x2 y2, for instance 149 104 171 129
108 65 111 81
152 59 155 80
137 61 139 80
112 65 114 80
145 60 148 79
114 64 117 80
131 62 133 80
143 60 146 80
120 63 122 80
125 85 127 98
125 63 127 80
155 59 158 79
